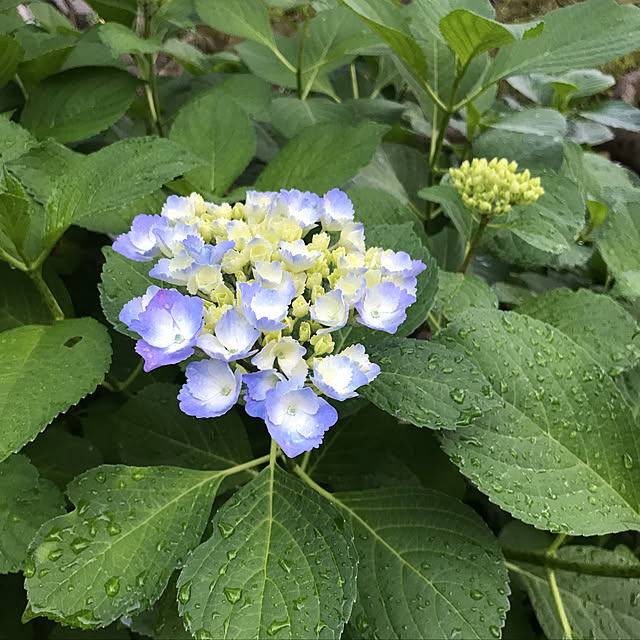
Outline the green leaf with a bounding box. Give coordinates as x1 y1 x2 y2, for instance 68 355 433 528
170 89 256 196
0 117 36 165
115 383 253 474
341 0 429 84
25 464 226 628
98 22 162 56
440 309 640 535
510 545 640 639
195 0 275 49
486 0 640 84
99 247 155 339
598 202 640 278
433 271 498 322
256 121 387 193
20 67 138 143
269 97 354 139
518 288 640 377
418 184 473 246
46 137 201 246
586 200 608 235
0 35 23 89
177 464 358 639
361 337 502 429
0 262 51 330
335 488 510 640
0 176 31 267
579 100 640 133
439 9 513 66
0 454 65 574
488 108 567 138
0 318 112 463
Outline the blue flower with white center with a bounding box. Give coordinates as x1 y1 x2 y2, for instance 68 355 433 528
196 308 259 362
355 281 416 334
333 272 366 306
121 288 204 371
337 222 366 254
320 188 354 231
309 290 349 334
178 359 243 418
339 343 381 383
383 273 418 297
311 354 369 401
112 214 169 262
119 285 161 326
153 223 200 257
280 189 322 231
278 239 322 273
238 282 293 332
244 190 280 222
263 380 338 458
253 260 296 300
161 195 196 225
243 369 284 419
252 337 307 383
380 249 426 278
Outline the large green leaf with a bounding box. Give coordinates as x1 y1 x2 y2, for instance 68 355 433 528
0 34 23 89
0 117 36 165
99 246 156 339
439 9 513 66
25 464 226 628
177 464 358 639
518 288 640 377
0 454 65 574
256 121 387 193
0 263 51 330
432 271 498 323
598 202 640 278
116 383 253 475
579 100 640 133
46 137 200 247
169 89 256 196
0 318 112 463
334 488 510 640
440 309 640 535
361 337 502 429
341 0 429 84
20 67 138 143
485 0 640 83
98 23 162 56
509 545 640 640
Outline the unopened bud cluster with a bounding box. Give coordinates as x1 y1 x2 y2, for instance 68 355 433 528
450 157 544 216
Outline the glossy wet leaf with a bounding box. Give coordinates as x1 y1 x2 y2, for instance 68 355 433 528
510 545 640 639
0 454 65 574
0 319 112 463
440 309 640 535
25 465 225 628
432 272 498 323
361 337 503 430
518 288 640 376
598 202 640 278
335 488 510 639
177 464 358 639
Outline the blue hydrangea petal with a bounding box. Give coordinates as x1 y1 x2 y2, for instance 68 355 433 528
112 215 169 262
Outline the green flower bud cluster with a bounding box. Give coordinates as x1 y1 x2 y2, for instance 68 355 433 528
450 157 544 216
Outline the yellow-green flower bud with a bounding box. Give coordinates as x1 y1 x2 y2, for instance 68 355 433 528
292 295 309 318
298 321 311 343
310 334 335 356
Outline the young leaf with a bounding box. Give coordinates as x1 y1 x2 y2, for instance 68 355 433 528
440 309 640 536
170 89 256 196
116 383 253 474
25 464 227 628
0 318 112 463
361 337 502 429
20 67 138 144
518 288 640 376
98 23 162 56
432 271 498 323
177 464 358 639
0 34 23 89
335 487 510 639
439 9 513 66
0 454 65 574
99 246 156 339
510 545 640 639
256 121 387 193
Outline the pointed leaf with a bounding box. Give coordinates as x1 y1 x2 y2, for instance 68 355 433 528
0 318 112 463
579 100 640 133
440 309 640 535
25 464 226 628
0 454 65 574
177 465 358 639
335 488 510 640
0 35 23 89
98 23 162 56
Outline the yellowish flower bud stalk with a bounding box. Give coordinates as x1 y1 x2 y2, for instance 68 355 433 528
451 157 544 274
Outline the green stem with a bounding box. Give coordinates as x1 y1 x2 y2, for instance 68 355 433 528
222 454 271 478
28 267 64 321
428 311 441 334
294 464 338 506
544 535 573 640
460 215 489 274
297 17 309 99
0 247 27 271
349 62 359 99
269 438 278 469
105 359 144 395
271 44 297 74
419 78 448 113
147 54 164 136
13 73 28 101
299 450 311 474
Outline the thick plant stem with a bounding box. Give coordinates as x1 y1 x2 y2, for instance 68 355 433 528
460 215 489 274
28 267 64 321
297 18 309 99
299 450 311 473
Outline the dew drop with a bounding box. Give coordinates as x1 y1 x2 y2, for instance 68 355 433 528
218 521 235 538
470 590 483 600
224 587 242 604
104 576 120 597
267 618 290 636
48 549 63 562
70 537 90 554
95 472 106 484
178 580 192 605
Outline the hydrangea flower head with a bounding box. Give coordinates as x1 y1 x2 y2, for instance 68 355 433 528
113 188 427 456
